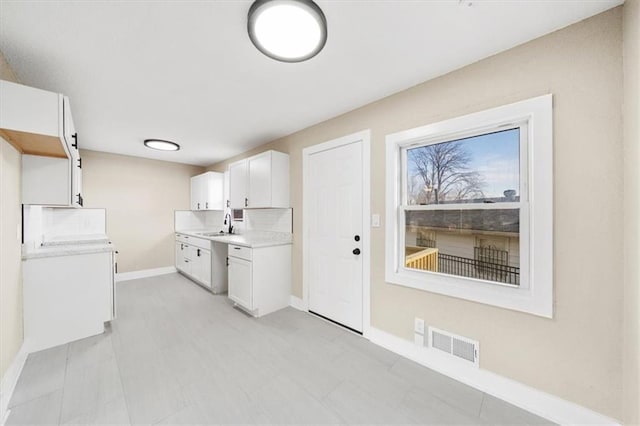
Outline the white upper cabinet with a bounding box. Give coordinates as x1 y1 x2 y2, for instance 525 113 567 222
228 150 289 209
1 81 83 207
0 80 73 158
190 171 224 211
229 159 248 209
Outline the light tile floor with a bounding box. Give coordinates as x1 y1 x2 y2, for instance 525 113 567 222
7 273 554 425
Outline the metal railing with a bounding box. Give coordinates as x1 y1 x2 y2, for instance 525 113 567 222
438 253 520 286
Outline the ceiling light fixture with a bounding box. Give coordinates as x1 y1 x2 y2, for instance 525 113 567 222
143 139 180 151
247 0 327 63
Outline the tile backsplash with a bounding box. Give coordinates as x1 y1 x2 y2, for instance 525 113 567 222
245 209 292 233
174 210 224 232
174 208 292 234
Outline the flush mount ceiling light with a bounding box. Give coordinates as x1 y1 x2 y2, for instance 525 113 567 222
143 139 180 151
248 0 327 63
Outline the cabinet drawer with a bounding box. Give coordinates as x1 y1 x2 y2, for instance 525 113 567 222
187 236 210 250
228 244 252 261
175 234 210 250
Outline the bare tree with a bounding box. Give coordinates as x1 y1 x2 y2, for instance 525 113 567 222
408 141 484 204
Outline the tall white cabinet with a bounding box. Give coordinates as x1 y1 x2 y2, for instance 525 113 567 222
228 150 289 209
190 171 224 210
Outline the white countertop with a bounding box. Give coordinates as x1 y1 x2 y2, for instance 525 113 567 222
176 230 292 248
22 240 116 260
42 234 110 246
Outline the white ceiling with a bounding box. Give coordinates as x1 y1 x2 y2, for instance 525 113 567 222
0 0 623 166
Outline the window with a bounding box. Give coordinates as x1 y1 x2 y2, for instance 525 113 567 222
385 95 553 318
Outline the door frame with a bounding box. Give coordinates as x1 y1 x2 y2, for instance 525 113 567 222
302 129 371 338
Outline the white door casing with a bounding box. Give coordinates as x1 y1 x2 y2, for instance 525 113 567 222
303 130 371 335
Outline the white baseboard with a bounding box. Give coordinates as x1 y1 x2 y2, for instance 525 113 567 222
368 327 620 426
115 266 177 282
0 344 29 425
289 295 307 311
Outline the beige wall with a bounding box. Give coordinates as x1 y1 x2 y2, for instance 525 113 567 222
623 0 640 423
210 9 625 420
0 138 23 380
81 150 203 273
0 51 23 380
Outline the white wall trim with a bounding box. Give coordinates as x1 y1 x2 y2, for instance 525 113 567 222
289 295 307 311
0 344 29 426
115 266 177 282
385 94 554 318
302 129 372 336
368 327 620 426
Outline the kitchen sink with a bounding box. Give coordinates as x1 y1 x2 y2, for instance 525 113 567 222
198 231 230 237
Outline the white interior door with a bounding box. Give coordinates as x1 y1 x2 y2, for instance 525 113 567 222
307 141 363 332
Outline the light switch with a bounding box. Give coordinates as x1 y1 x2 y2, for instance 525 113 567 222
371 214 380 228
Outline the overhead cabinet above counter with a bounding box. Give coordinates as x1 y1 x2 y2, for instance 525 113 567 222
229 150 289 209
190 171 224 211
0 80 82 207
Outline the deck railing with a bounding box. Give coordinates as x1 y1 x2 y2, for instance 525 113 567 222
405 248 520 286
405 247 439 272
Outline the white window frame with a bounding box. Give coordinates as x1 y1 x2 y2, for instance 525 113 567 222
385 95 553 318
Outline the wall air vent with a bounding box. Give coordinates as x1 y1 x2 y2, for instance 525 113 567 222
428 326 479 367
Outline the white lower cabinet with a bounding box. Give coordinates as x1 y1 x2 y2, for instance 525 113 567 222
227 243 291 317
22 250 115 353
175 234 227 293
191 246 212 287
228 256 253 310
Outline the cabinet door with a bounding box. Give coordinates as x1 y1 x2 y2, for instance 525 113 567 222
0 80 60 138
202 172 224 210
228 257 252 310
63 97 78 155
248 152 271 208
223 170 230 210
190 175 202 210
190 247 211 288
229 160 248 209
22 155 71 206
72 156 82 207
176 242 191 274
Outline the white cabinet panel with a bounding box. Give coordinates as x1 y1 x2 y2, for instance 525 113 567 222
0 80 60 138
190 174 202 211
228 256 253 310
23 251 114 352
229 159 248 209
191 172 224 210
228 150 289 209
248 152 271 208
22 155 71 206
176 241 189 274
227 244 291 317
192 247 212 289
175 235 220 292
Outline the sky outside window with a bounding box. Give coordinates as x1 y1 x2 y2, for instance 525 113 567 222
407 128 520 205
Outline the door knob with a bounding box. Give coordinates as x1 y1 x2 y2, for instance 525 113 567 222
352 248 361 255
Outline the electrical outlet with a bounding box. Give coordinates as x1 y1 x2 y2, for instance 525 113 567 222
414 317 425 334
